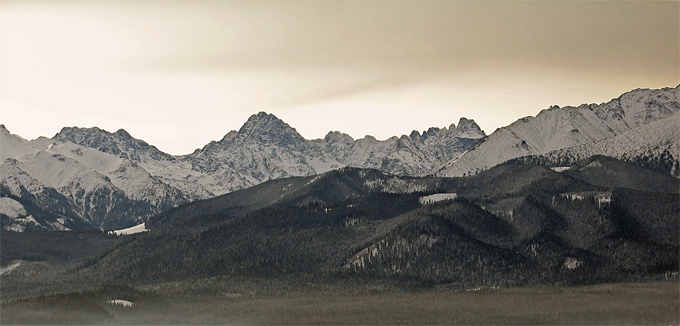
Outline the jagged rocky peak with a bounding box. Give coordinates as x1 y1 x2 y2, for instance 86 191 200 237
453 117 485 138
239 112 292 135
236 112 306 145
422 127 444 139
324 131 354 144
54 126 129 157
360 135 379 143
409 127 445 141
114 128 132 139
219 130 238 142
54 126 107 142
54 126 172 162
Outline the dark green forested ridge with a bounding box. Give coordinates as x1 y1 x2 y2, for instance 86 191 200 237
1 155 678 302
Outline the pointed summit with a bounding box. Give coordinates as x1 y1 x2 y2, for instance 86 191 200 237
0 124 39 162
454 118 485 139
236 112 305 147
238 112 283 135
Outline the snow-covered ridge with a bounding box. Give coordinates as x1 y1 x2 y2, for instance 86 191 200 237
183 113 485 196
2 85 677 231
1 114 484 231
0 126 178 231
436 86 680 177
505 112 680 178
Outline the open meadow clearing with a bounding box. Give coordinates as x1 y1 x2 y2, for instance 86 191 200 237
2 281 678 325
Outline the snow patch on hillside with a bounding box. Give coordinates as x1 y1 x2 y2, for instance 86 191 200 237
550 167 571 172
108 300 134 307
419 193 458 205
112 223 148 235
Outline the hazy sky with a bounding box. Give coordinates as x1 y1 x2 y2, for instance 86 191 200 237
2 1 678 155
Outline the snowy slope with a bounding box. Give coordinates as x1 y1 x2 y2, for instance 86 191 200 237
1 128 178 230
3 150 157 230
0 125 38 162
508 113 680 177
0 159 86 231
28 136 58 151
0 197 27 218
54 127 242 199
43 142 189 210
435 86 680 177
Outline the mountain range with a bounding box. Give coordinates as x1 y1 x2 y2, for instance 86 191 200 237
0 85 678 232
1 85 679 305
0 114 484 231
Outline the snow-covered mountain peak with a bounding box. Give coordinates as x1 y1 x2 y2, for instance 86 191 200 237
114 129 133 139
0 125 39 162
360 135 379 143
454 117 485 139
3 85 677 232
239 112 292 135
617 86 680 125
435 85 679 178
422 127 444 139
324 131 354 144
54 126 174 162
236 112 306 146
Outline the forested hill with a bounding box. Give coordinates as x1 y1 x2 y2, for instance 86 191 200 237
45 156 679 290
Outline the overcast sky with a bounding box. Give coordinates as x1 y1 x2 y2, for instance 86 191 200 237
1 1 678 155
